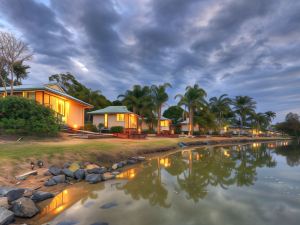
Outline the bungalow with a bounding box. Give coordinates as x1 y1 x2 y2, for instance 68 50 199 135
88 106 138 130
0 83 93 128
141 116 172 133
180 118 200 133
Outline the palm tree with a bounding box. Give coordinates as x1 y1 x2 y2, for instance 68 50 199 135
249 112 268 135
118 85 152 130
232 96 256 134
265 111 276 125
209 94 232 129
175 84 207 135
151 83 172 134
12 61 30 85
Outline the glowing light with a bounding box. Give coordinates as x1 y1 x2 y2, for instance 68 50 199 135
73 124 78 129
223 150 230 157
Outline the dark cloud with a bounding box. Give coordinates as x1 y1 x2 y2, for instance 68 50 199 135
0 0 300 121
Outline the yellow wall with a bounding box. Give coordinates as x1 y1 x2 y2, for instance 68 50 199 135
92 113 138 129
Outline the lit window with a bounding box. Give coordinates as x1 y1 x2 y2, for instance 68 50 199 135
160 120 169 127
104 114 108 128
116 114 125 121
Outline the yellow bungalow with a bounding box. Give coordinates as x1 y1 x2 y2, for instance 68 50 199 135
0 84 93 128
159 117 172 132
88 106 138 130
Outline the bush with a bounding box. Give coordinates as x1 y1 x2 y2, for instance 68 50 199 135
110 126 124 133
0 96 60 136
83 122 98 132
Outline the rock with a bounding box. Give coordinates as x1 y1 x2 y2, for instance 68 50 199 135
43 171 51 176
44 179 57 187
15 171 38 181
31 191 54 202
137 156 145 161
52 175 65 184
0 198 9 210
111 163 118 170
0 188 25 203
111 171 120 176
62 169 74 178
23 189 34 198
127 159 137 165
85 174 102 184
74 169 85 180
87 167 107 174
63 162 72 169
85 164 99 170
37 160 44 168
100 201 118 209
11 197 39 218
48 166 62 176
0 206 14 225
102 173 115 181
68 163 80 172
117 162 124 168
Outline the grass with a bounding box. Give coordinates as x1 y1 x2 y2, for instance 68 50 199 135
0 138 181 161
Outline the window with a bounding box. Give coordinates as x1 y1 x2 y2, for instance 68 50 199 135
160 120 169 127
116 114 125 121
104 114 108 128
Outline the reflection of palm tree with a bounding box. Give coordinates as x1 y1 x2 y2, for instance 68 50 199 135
274 142 300 167
118 161 171 208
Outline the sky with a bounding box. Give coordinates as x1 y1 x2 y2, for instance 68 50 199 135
0 0 300 122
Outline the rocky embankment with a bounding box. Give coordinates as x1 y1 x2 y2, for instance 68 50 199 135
0 156 145 225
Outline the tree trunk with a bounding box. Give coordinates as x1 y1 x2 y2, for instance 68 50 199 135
0 75 7 96
157 107 161 134
189 107 194 135
9 66 14 95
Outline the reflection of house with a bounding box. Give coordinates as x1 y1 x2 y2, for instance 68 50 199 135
0 84 93 128
88 106 138 129
226 126 252 135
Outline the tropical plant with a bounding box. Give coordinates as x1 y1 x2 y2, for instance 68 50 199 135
232 96 256 134
264 111 276 125
194 106 217 134
175 84 207 135
248 112 268 134
118 85 153 130
151 83 172 134
163 105 184 125
12 61 30 85
209 94 232 129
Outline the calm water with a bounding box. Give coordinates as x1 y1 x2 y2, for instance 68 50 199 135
31 141 300 225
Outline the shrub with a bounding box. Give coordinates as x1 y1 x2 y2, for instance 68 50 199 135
98 123 105 131
110 126 124 133
83 122 98 132
0 96 60 136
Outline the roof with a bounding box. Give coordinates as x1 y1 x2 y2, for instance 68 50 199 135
0 84 93 108
88 106 134 114
161 116 172 121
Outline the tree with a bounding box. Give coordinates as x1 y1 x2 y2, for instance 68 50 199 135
151 83 172 134
194 106 217 133
276 113 300 140
248 112 268 134
163 105 184 125
209 94 232 129
175 84 207 135
49 73 111 109
0 31 32 95
265 111 276 125
12 61 30 85
118 85 153 130
232 96 256 134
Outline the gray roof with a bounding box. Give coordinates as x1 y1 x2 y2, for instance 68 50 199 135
88 106 134 114
0 84 93 107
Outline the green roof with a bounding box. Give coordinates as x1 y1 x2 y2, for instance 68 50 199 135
88 106 133 114
0 84 93 107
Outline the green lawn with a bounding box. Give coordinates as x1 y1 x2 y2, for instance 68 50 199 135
0 138 182 161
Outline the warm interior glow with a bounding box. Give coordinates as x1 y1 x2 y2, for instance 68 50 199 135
116 113 125 121
223 150 230 157
160 120 169 127
104 113 108 128
73 124 78 129
116 168 137 179
160 158 171 167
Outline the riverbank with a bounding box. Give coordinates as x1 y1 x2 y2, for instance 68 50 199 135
0 134 290 188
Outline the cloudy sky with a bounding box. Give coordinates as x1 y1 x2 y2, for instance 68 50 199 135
1 0 300 121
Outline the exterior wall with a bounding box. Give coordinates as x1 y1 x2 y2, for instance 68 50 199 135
181 124 199 132
67 101 85 128
92 113 138 129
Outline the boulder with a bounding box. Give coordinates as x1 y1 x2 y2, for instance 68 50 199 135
111 171 120 176
52 175 66 184
102 173 115 181
127 159 137 165
48 166 62 176
11 197 39 218
63 162 72 169
85 174 102 184
68 162 81 172
31 191 54 202
0 197 9 210
74 169 85 180
44 179 57 187
0 206 14 225
111 164 118 170
85 164 100 170
87 167 107 174
0 188 25 203
62 168 74 178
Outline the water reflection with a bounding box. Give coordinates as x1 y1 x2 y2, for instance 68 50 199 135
118 142 294 205
31 141 300 225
